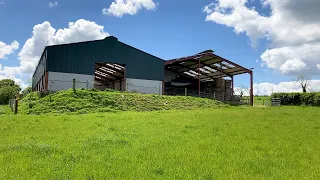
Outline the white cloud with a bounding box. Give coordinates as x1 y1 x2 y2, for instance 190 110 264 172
0 19 109 87
235 80 320 96
103 0 158 17
0 73 27 89
203 0 320 75
234 86 250 96
49 1 58 8
317 64 320 70
0 64 27 89
260 43 320 75
0 41 19 59
279 59 307 74
253 80 320 96
203 3 215 14
49 19 109 45
0 1 4 6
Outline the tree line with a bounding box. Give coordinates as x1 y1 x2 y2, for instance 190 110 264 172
0 79 31 105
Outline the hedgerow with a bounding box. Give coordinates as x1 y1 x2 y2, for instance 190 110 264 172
271 92 320 106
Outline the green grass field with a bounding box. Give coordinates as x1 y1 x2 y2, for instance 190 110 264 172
254 96 270 106
1 106 319 179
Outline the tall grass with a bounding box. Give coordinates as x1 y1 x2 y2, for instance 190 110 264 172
0 106 319 179
18 89 227 114
0 105 12 115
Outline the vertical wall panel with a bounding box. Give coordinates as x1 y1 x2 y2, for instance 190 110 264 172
46 36 164 81
32 50 47 90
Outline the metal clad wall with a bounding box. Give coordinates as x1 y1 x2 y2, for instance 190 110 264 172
46 37 164 81
117 42 164 80
32 50 47 89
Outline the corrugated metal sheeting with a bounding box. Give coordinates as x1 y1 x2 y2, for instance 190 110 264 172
32 50 47 89
45 36 164 81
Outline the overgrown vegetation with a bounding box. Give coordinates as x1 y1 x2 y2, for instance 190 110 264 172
20 86 32 99
271 92 320 106
0 107 319 179
0 79 20 105
18 89 227 114
0 105 11 115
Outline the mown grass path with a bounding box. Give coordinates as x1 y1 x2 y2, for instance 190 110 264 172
1 106 319 179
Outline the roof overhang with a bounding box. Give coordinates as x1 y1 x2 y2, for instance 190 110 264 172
165 50 252 82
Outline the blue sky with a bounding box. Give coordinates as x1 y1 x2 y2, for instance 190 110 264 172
1 0 320 94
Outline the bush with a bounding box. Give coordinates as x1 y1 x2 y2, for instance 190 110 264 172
21 86 32 99
38 91 50 98
0 79 20 104
271 92 320 106
104 88 117 92
0 86 19 104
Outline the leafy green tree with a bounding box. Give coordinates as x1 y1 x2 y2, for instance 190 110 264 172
0 79 16 87
21 86 32 98
0 79 21 104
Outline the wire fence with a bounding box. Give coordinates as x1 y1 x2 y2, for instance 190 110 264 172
8 98 18 114
47 79 163 95
164 87 248 104
127 85 162 95
167 87 218 99
48 80 94 92
9 80 255 114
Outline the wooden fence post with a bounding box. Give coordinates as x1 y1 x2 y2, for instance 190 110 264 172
185 88 187 96
14 98 18 115
73 79 76 92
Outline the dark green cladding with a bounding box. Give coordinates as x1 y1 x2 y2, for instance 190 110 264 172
46 36 164 81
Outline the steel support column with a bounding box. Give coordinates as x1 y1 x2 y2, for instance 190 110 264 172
220 62 223 95
231 75 234 100
231 76 234 93
250 72 253 106
162 80 164 95
198 58 201 97
124 66 127 91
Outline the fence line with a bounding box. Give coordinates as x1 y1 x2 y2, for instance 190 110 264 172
8 98 18 114
47 80 164 95
42 79 250 103
165 87 247 104
48 80 110 91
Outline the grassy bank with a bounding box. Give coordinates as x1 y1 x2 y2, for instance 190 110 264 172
0 106 319 179
18 89 227 114
0 105 11 115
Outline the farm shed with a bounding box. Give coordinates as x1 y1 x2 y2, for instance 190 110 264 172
164 50 253 106
32 36 164 95
32 37 253 105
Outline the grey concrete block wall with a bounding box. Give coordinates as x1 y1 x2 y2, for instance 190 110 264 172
48 72 94 91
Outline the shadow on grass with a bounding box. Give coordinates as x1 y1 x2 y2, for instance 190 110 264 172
224 101 249 106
